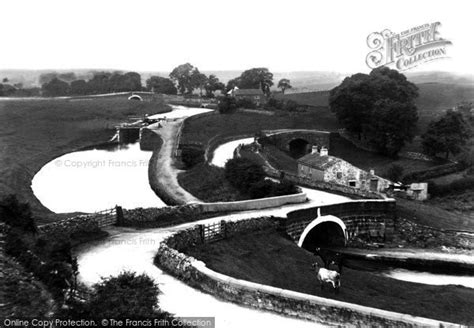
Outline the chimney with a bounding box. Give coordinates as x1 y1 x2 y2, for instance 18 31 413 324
311 146 319 154
320 146 328 156
370 169 375 175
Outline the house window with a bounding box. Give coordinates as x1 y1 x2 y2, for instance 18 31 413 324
336 172 342 179
349 180 356 187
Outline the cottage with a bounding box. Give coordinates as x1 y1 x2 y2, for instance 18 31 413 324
228 87 266 106
297 146 390 192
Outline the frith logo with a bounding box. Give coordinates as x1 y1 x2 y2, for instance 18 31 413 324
366 22 452 71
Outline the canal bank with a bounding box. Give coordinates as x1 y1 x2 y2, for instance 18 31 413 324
331 247 474 275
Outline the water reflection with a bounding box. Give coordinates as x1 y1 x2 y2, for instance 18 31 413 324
31 143 165 213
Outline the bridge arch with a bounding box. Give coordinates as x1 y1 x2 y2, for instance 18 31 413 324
128 94 143 101
297 215 347 250
288 138 310 158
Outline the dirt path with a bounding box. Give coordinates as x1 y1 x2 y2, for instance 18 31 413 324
148 119 201 205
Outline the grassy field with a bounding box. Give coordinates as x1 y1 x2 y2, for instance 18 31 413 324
0 95 170 223
177 164 242 202
181 108 341 146
183 228 474 325
278 82 474 134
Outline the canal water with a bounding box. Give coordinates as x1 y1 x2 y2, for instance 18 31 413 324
31 105 213 214
211 137 255 167
31 142 164 213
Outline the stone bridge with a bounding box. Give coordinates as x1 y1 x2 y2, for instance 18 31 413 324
281 200 396 250
260 129 331 158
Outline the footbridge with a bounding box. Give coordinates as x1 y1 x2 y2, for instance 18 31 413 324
281 199 396 250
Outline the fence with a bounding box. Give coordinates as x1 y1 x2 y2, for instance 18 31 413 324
201 220 226 243
94 207 118 227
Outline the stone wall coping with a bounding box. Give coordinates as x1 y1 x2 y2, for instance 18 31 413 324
191 257 462 327
197 191 307 211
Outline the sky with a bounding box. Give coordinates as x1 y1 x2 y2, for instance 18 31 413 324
0 0 473 74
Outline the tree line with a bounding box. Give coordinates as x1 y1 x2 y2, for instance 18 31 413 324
329 66 472 159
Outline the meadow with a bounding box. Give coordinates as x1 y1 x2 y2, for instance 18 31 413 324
0 95 170 222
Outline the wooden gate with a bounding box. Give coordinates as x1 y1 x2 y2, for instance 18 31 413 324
202 220 226 243
94 207 117 227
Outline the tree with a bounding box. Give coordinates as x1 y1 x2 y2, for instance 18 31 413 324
87 72 111 94
217 95 237 114
204 74 225 97
226 77 241 92
146 76 177 94
224 157 265 192
39 72 58 86
0 195 36 232
2 77 8 83
89 271 161 318
169 63 195 94
57 72 77 83
238 68 273 94
190 69 208 97
42 77 70 97
70 79 88 95
422 111 470 159
277 78 292 94
329 67 419 156
365 99 418 156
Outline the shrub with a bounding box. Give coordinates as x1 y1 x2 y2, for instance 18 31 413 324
0 195 37 232
180 145 205 168
89 271 163 318
248 180 276 199
217 96 237 114
225 157 266 192
236 98 257 109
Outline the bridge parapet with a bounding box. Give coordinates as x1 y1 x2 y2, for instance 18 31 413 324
283 200 396 245
261 130 331 152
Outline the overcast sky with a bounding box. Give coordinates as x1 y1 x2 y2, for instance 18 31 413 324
1 0 472 74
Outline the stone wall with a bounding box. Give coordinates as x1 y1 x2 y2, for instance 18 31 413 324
155 217 458 327
37 214 102 235
198 192 307 213
284 200 396 243
120 204 203 227
139 127 162 151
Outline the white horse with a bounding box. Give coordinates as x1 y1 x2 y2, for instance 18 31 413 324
312 262 341 294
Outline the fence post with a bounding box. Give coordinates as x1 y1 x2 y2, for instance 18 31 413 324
116 205 124 225
221 220 227 239
199 224 204 243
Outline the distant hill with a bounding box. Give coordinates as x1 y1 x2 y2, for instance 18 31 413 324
1 68 472 95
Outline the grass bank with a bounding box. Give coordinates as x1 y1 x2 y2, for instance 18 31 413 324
177 164 244 202
0 96 171 223
180 109 340 147
183 228 474 325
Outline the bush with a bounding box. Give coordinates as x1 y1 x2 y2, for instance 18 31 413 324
225 157 266 192
217 96 237 114
248 180 276 199
180 145 205 168
236 98 257 109
0 195 37 232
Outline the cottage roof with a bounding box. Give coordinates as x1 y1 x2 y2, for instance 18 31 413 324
297 153 342 170
234 89 264 96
